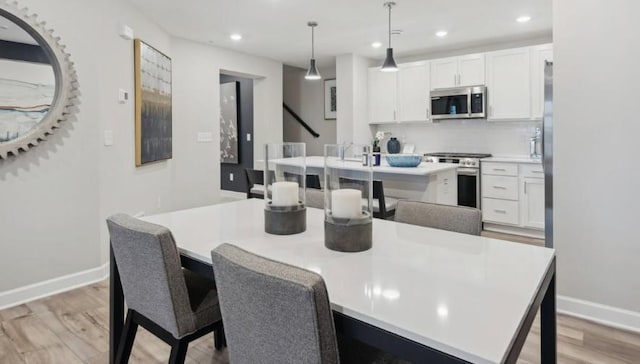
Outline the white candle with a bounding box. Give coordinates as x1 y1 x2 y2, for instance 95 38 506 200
331 189 362 219
271 181 299 206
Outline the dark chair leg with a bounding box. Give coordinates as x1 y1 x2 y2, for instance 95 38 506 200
168 340 189 364
214 326 224 350
115 310 138 364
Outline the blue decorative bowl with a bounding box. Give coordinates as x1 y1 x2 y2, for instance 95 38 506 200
385 154 422 167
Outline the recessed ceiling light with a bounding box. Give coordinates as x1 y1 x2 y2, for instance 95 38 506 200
516 16 531 23
229 33 243 41
371 41 382 48
435 30 448 37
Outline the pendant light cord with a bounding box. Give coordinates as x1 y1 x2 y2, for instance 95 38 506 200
388 4 392 48
311 26 315 59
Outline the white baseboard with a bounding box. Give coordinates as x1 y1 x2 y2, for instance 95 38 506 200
558 295 640 333
0 262 110 311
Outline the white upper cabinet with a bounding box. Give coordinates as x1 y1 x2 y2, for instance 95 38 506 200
368 67 398 124
430 57 458 89
430 54 485 90
397 63 430 122
530 44 554 120
486 47 531 120
458 54 485 86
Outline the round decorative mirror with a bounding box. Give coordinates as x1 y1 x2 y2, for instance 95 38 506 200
0 1 78 158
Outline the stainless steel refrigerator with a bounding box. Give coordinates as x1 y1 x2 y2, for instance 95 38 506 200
543 61 553 248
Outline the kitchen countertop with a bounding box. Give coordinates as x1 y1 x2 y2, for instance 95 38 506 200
306 156 458 176
482 156 542 164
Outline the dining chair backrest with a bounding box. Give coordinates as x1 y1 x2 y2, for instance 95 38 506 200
106 214 196 338
210 244 339 364
244 168 264 199
394 200 482 236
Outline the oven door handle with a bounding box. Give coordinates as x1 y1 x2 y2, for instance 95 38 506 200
457 168 479 176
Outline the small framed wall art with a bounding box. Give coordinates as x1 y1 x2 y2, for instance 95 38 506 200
324 78 337 120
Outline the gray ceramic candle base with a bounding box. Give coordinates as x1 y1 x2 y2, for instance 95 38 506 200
324 220 373 252
264 206 307 235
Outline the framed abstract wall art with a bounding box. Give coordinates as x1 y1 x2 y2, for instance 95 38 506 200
134 39 172 166
220 81 239 164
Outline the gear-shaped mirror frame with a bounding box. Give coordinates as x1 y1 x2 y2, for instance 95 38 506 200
0 0 79 159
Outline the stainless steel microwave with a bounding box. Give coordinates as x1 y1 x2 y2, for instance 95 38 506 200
430 86 486 120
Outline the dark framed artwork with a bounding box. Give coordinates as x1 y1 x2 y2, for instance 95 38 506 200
134 39 172 166
324 78 337 120
220 81 239 164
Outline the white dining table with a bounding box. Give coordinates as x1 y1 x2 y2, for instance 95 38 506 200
109 199 556 364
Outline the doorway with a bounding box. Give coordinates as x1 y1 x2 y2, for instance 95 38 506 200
220 73 254 193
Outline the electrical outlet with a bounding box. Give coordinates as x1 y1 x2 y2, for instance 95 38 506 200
246 133 251 142
229 173 234 181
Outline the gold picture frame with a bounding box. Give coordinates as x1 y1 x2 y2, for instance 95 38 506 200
134 39 172 166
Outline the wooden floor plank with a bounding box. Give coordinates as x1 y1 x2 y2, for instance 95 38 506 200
0 332 25 364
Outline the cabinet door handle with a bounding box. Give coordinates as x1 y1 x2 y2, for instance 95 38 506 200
524 182 527 194
453 74 457 86
492 185 507 190
457 74 461 85
426 107 430 119
493 168 507 171
494 209 507 214
393 110 396 120
532 170 544 174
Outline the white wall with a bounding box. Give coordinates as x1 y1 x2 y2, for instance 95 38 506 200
554 0 640 329
283 64 336 156
336 54 374 146
0 0 171 294
0 0 283 304
170 38 282 212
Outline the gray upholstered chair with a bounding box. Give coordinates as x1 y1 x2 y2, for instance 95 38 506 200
210 244 408 364
211 243 339 363
245 168 265 199
107 214 224 364
394 200 482 235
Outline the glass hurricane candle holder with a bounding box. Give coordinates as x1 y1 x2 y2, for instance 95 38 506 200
323 144 373 252
264 143 307 235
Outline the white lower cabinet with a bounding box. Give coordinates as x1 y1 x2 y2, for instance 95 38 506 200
481 161 545 237
521 178 545 229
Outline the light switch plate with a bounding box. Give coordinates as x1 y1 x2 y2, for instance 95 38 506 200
103 130 114 146
246 133 251 142
229 173 234 181
197 132 213 142
118 89 129 104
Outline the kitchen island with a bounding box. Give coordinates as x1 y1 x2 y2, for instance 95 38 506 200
269 156 459 205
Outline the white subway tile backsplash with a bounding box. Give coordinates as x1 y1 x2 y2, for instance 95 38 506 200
375 120 541 157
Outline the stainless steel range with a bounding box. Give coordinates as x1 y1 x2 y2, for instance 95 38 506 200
424 152 492 209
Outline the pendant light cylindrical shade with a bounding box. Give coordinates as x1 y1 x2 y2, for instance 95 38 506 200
305 21 321 80
380 2 398 72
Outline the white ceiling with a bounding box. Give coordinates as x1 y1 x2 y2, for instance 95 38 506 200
0 15 38 45
128 0 552 68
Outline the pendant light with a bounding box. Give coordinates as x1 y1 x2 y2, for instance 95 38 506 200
381 2 399 72
305 21 321 80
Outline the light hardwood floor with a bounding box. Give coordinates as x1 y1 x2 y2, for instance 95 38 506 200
1 281 639 364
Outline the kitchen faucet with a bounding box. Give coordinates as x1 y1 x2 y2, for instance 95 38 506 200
339 142 354 161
